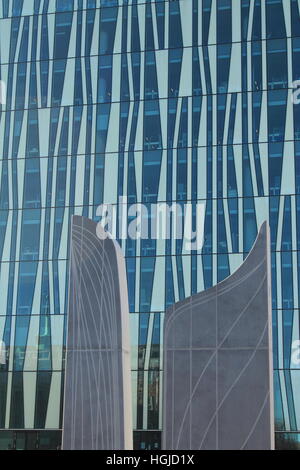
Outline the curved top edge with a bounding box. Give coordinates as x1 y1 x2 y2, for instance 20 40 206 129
71 214 129 317
71 214 126 267
72 214 97 231
165 221 269 316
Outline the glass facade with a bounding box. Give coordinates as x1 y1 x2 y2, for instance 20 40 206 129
0 0 299 449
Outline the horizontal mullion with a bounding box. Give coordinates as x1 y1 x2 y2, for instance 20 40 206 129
0 307 298 316
0 138 298 162
0 249 300 263
0 193 300 212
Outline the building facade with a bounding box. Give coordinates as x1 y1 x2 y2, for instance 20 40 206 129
0 0 299 450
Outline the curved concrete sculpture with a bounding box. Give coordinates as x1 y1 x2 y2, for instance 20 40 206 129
163 222 274 450
62 216 132 450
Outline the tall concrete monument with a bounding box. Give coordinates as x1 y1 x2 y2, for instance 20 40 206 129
163 222 274 450
62 216 132 450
